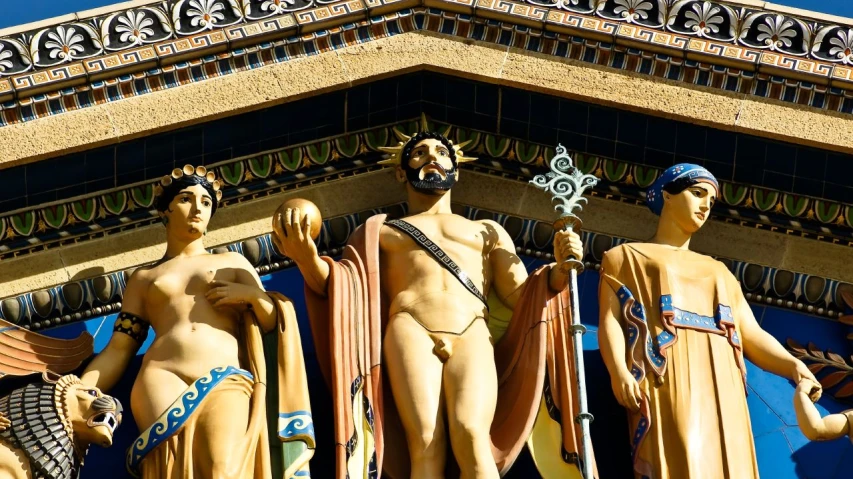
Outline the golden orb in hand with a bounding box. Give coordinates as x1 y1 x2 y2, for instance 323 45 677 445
276 198 322 240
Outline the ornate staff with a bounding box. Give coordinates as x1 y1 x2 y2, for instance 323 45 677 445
530 144 598 479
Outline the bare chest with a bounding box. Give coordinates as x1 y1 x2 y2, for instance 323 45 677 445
143 257 237 304
380 216 496 271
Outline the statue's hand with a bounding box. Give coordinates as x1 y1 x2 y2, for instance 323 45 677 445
0 411 9 432
611 369 642 413
272 207 319 266
796 377 822 403
793 361 822 402
206 281 267 313
554 228 583 265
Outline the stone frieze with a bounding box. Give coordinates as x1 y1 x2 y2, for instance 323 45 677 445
1 0 853 105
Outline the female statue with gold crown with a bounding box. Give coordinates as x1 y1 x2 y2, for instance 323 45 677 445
597 164 821 478
80 165 314 479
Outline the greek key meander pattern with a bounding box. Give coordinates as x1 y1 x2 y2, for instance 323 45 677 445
2 203 849 332
2 119 852 261
386 218 489 306
2 0 853 127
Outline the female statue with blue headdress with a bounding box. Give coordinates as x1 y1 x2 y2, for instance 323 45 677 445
597 163 821 478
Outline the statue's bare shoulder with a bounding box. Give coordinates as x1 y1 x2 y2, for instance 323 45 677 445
475 218 512 254
217 250 257 272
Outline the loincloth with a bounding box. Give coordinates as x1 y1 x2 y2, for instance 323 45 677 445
400 313 488 362
126 366 266 479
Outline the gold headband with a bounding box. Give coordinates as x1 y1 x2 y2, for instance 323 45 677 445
153 164 223 202
377 115 477 166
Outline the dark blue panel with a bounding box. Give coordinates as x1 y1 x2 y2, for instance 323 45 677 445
675 123 706 158
760 306 850 358
501 118 528 140
587 137 615 158
796 147 828 181
528 124 558 146
825 152 853 187
706 128 736 164
587 106 617 140
421 101 447 123
173 127 204 162
397 73 422 104
646 117 677 152
705 159 733 181
645 148 674 168
764 171 794 192
85 148 116 182
615 142 644 163
766 141 797 175
793 177 823 197
396 100 422 123
558 99 588 134
475 82 499 117
501 88 530 122
0 197 26 212
422 71 447 105
116 140 145 175
369 78 397 113
735 135 767 172
530 92 558 127
0 164 26 202
616 111 647 146
823 182 853 204
368 107 396 127
144 133 174 170
557 130 587 152
446 77 476 112
734 161 764 184
203 117 234 154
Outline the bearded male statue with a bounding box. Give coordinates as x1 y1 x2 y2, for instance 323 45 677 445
274 123 597 479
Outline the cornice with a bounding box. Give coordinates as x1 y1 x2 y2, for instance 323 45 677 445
2 118 853 260
1 0 853 110
3 202 848 333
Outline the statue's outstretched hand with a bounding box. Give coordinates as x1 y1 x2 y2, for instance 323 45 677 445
796 377 822 403
611 369 642 412
554 229 583 265
793 361 822 402
0 411 9 432
272 207 319 266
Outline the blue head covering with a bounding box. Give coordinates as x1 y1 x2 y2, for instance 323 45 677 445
646 163 719 216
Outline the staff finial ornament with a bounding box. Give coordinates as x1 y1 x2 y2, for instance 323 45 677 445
530 145 599 233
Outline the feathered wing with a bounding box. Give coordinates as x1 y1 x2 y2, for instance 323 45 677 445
0 318 93 380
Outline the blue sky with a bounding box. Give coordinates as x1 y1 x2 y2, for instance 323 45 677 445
0 0 852 29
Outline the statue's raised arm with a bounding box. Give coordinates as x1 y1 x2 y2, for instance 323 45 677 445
273 118 595 479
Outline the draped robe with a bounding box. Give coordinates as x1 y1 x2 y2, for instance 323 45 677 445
600 243 758 479
127 292 315 479
305 214 596 478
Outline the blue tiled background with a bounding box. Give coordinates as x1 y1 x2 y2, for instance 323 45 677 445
3 72 853 213
23 261 852 479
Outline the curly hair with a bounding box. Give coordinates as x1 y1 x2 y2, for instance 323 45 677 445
400 131 457 167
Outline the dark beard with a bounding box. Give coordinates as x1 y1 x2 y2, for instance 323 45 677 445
405 163 457 194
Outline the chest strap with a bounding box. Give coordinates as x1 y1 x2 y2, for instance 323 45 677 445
385 218 489 310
